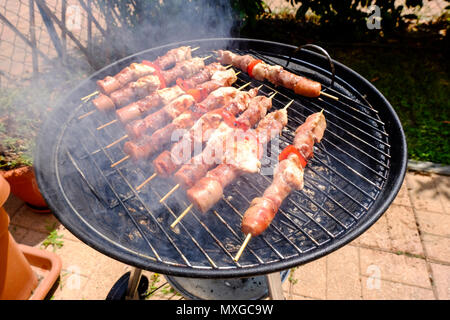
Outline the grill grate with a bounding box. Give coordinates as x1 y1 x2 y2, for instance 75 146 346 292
36 39 405 278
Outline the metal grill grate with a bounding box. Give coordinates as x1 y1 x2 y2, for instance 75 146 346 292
36 39 404 278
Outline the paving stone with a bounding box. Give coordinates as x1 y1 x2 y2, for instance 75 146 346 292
10 205 60 234
429 263 450 300
432 174 450 214
326 246 362 299
392 179 413 207
361 276 435 300
353 213 392 251
385 204 423 256
416 210 450 237
17 229 49 247
2 193 25 217
80 262 133 300
286 293 316 300
422 233 450 264
50 271 90 300
39 237 121 277
406 172 445 213
359 248 431 289
289 258 327 299
8 224 29 242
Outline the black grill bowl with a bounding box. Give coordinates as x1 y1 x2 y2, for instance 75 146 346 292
35 38 407 278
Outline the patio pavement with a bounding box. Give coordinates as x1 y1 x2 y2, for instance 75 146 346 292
4 170 450 300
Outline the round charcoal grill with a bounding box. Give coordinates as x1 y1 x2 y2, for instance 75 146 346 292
35 38 407 281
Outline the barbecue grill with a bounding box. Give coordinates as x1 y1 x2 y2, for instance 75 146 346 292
34 38 407 299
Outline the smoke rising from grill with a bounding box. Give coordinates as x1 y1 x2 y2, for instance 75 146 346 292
95 0 240 57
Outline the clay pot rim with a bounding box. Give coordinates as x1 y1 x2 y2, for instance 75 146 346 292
1 165 34 178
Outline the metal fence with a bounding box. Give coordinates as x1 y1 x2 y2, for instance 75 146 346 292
0 0 107 87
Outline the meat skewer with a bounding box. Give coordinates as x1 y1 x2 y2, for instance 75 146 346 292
100 64 230 138
159 93 278 204
96 46 193 95
121 69 237 139
78 47 199 120
133 83 259 190
170 103 290 228
99 60 224 118
122 69 239 161
216 50 338 100
234 110 327 262
93 56 209 113
152 87 265 179
110 82 254 169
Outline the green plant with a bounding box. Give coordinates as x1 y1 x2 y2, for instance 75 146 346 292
41 222 64 252
282 0 424 41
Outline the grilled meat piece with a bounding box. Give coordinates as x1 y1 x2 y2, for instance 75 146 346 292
217 50 321 98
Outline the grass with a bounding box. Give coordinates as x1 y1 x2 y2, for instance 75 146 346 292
330 45 450 164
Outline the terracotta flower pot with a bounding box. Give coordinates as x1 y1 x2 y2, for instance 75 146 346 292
0 174 39 299
1 166 49 212
0 174 62 300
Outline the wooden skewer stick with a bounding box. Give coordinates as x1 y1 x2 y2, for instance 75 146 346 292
234 233 252 262
320 91 338 101
201 55 212 61
191 46 200 52
78 109 96 120
159 184 180 203
170 204 194 229
97 119 118 130
111 155 130 168
136 172 157 191
282 99 294 111
81 90 99 101
105 134 129 149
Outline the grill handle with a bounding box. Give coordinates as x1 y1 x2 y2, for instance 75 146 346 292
286 44 336 88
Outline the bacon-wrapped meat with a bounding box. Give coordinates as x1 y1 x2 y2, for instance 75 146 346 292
115 63 226 123
241 111 326 237
125 94 196 139
172 95 275 189
96 46 191 95
124 69 238 141
96 62 156 96
93 57 206 112
152 89 263 177
186 108 288 213
217 50 322 98
123 69 238 160
161 57 205 86
115 86 185 124
154 46 192 70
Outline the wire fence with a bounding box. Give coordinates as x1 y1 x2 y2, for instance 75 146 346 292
0 0 108 88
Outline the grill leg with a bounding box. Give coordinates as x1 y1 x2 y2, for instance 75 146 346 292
125 267 143 300
266 272 285 300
